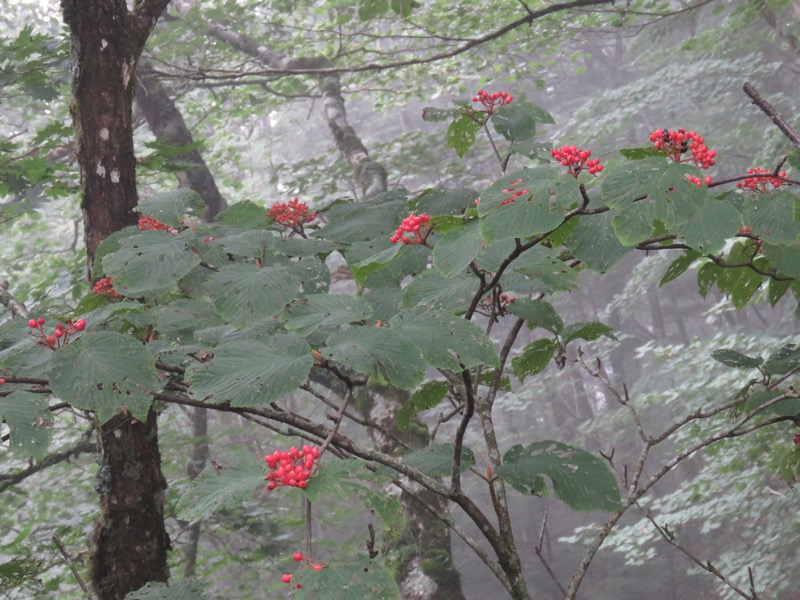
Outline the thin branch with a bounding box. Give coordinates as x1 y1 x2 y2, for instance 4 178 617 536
534 510 567 596
743 82 800 149
643 512 755 599
52 534 94 599
0 440 97 494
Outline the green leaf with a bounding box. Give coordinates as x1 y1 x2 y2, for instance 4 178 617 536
213 200 272 228
48 332 157 423
0 391 52 459
660 251 701 286
710 349 763 369
292 557 401 600
491 102 542 142
188 335 312 407
508 298 563 334
358 0 389 20
396 381 449 432
764 344 800 375
351 244 403 286
432 218 482 277
403 443 475 477
176 458 266 523
400 270 479 311
102 230 201 296
446 112 482 158
303 459 371 504
478 169 577 244
0 558 43 588
324 327 426 389
391 310 500 370
566 212 632 273
618 147 663 160
762 244 800 278
677 199 742 253
421 107 461 122
389 0 416 17
697 261 722 298
767 278 792 306
138 189 204 227
207 263 300 327
283 295 373 337
562 321 617 344
742 190 798 245
497 441 622 511
512 339 557 382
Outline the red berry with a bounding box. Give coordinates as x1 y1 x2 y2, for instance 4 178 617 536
28 319 37 328
74 319 86 331
0 378 6 385
46 336 56 345
281 573 292 584
312 564 324 571
293 552 303 562
37 318 45 325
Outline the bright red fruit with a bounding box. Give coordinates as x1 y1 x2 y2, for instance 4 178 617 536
281 574 292 583
293 552 304 562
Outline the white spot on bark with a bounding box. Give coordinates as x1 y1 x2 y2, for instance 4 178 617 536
101 38 108 50
113 429 122 438
95 162 106 177
122 62 131 88
99 128 109 141
110 170 120 183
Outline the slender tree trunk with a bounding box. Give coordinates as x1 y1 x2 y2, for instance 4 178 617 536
60 1 170 598
136 69 228 220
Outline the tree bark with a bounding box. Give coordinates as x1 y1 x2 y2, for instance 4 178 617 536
136 68 228 220
60 1 171 598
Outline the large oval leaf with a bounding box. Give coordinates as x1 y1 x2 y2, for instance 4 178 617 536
48 331 157 423
188 334 312 407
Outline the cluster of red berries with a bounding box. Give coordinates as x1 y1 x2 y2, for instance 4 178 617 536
551 146 603 177
281 552 325 588
648 128 716 169
28 317 86 350
267 198 317 231
736 167 789 193
686 175 713 187
472 90 512 115
500 178 529 205
265 445 320 490
389 213 432 245
138 215 176 233
92 276 122 299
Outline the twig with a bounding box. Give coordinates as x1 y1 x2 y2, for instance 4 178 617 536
643 512 755 599
534 510 566 596
305 498 313 559
52 534 94 599
743 82 800 149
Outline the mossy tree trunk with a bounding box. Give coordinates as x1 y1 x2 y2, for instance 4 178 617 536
60 1 170 598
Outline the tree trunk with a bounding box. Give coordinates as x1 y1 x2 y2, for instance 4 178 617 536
136 68 228 220
61 1 170 598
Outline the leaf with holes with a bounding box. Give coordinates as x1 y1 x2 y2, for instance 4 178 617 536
497 441 622 511
188 335 311 407
48 332 156 423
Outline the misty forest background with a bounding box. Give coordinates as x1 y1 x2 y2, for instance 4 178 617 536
1 0 800 599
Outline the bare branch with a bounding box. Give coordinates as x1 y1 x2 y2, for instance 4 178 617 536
743 82 800 149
